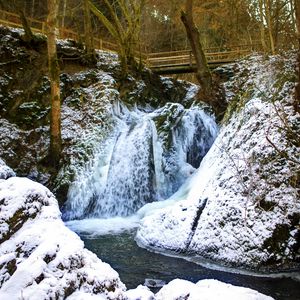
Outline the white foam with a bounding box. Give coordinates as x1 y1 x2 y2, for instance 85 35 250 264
65 188 189 237
65 216 140 236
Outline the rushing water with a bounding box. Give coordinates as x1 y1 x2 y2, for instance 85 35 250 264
62 103 217 220
81 232 300 300
63 99 300 300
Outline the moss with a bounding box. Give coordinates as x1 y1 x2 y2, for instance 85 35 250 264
16 101 50 127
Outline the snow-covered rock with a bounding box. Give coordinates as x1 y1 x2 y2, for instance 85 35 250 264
125 285 155 300
0 177 126 299
137 53 300 269
155 279 274 300
0 159 15 180
0 176 274 300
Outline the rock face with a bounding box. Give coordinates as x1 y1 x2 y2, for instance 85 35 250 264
136 53 300 270
0 176 126 299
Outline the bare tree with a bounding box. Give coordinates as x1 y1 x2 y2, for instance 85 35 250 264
83 0 96 62
47 0 62 165
89 0 144 76
295 0 300 112
181 0 212 97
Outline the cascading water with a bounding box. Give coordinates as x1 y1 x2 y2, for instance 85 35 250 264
62 101 218 221
90 118 156 217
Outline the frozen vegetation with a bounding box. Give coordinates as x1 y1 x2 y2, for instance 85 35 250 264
0 158 15 179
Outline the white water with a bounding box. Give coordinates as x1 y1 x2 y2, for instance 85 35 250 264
63 102 218 229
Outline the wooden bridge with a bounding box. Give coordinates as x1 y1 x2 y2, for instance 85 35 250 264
146 46 259 74
0 9 261 75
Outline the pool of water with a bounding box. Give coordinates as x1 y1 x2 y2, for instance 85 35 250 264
81 232 300 300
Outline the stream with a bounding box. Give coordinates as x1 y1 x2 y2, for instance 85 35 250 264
80 231 300 300
63 102 300 300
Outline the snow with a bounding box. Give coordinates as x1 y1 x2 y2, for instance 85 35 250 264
0 174 275 300
156 279 274 300
125 285 155 300
136 53 300 268
0 158 15 179
66 216 140 237
0 177 126 299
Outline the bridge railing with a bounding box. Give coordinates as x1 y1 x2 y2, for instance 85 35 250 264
0 9 261 70
0 9 120 52
147 49 254 68
0 9 46 33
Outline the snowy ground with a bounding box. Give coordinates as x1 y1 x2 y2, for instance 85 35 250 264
136 53 300 269
0 167 275 299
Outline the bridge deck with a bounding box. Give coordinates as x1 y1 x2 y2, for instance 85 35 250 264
0 9 260 74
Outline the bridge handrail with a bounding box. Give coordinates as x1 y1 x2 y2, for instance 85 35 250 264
147 43 262 59
0 9 260 70
147 49 252 67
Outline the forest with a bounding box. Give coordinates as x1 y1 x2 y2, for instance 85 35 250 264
0 1 299 300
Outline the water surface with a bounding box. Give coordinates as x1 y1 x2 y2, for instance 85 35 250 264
82 232 300 300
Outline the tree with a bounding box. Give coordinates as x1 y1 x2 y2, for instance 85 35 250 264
295 0 300 112
47 0 62 165
89 0 144 76
181 0 212 97
83 0 96 62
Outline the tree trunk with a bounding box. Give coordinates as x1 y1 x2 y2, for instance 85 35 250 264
258 0 268 52
19 9 35 42
181 0 212 97
61 0 67 28
83 0 96 62
47 0 62 165
10 1 34 42
265 0 276 54
31 0 35 18
295 0 300 112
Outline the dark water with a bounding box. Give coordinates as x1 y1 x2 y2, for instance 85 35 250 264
82 232 300 300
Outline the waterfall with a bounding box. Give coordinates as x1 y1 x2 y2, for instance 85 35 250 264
90 118 156 217
62 103 218 221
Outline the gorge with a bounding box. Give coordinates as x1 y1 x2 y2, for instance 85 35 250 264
0 26 299 299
